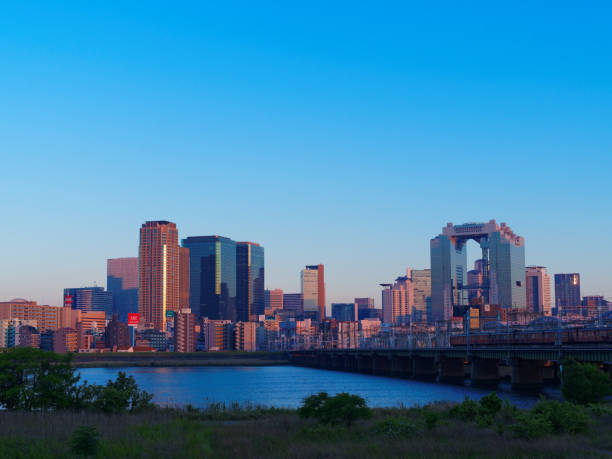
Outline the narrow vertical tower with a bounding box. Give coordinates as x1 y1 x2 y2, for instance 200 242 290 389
139 221 180 330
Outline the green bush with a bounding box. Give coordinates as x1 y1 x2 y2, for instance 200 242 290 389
298 392 372 426
511 412 554 439
562 359 612 405
449 396 479 421
70 425 100 457
374 416 419 438
479 392 503 416
422 408 442 430
532 399 590 434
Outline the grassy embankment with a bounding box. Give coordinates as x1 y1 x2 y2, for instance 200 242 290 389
72 351 290 368
2 402 612 458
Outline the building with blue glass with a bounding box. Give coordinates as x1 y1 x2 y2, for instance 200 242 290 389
331 303 357 322
430 220 526 322
236 242 265 321
182 236 237 321
63 286 113 319
554 273 581 315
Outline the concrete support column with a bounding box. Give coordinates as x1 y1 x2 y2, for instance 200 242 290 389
471 358 500 387
439 357 466 384
412 356 437 381
512 359 544 390
543 362 560 383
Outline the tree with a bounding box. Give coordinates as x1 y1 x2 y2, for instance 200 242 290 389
298 392 372 426
0 348 152 412
0 347 80 410
562 359 612 404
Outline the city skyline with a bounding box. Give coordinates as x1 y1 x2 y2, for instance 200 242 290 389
1 3 612 305
2 217 611 309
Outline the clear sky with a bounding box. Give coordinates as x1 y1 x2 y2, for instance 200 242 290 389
1 2 611 308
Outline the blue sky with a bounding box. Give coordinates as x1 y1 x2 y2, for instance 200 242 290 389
1 2 611 307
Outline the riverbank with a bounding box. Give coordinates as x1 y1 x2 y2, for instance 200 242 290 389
2 402 611 458
72 351 290 368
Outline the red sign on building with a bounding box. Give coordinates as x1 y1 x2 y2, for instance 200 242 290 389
64 294 73 308
128 313 140 325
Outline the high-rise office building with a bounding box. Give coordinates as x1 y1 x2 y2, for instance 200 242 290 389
179 247 190 309
139 221 180 331
182 235 237 321
381 270 413 324
526 266 552 315
331 303 357 322
411 269 431 323
236 242 265 321
430 220 526 322
107 257 138 322
63 287 113 319
554 273 581 315
301 264 325 320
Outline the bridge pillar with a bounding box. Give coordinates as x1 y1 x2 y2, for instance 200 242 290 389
412 356 436 381
543 362 560 383
470 358 500 387
375 355 393 376
439 357 465 384
512 359 544 390
391 356 413 378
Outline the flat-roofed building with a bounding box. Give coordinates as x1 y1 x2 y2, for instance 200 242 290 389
0 299 62 331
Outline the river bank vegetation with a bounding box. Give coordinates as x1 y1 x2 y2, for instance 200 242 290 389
1 348 611 458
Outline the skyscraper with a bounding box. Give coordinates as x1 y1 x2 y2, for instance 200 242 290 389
138 221 180 331
301 264 325 320
179 247 190 309
380 270 413 324
525 266 552 315
554 273 581 315
411 269 431 323
63 287 113 319
236 241 265 321
107 257 138 322
182 235 237 321
430 220 526 322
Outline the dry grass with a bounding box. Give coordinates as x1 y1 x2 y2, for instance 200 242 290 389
0 407 611 458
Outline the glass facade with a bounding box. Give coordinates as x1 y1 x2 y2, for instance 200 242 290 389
331 303 357 322
236 242 265 321
63 287 113 319
182 236 237 321
554 273 581 314
430 220 526 323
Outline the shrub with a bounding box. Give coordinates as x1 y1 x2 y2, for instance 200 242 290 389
562 359 612 405
374 416 419 438
479 392 503 416
532 399 590 434
298 392 372 426
511 412 554 439
449 396 479 421
70 425 100 457
422 408 442 430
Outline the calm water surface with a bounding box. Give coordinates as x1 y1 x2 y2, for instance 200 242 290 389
79 366 553 408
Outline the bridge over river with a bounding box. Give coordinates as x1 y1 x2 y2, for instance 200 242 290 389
288 345 612 390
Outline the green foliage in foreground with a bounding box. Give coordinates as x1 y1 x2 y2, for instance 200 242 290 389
0 347 152 412
562 358 612 404
70 425 100 457
298 392 372 426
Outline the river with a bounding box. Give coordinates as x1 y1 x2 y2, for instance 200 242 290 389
78 366 555 408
